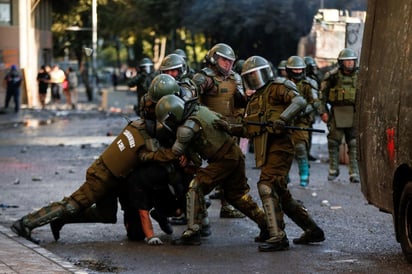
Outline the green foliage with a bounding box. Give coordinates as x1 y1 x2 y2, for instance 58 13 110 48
51 0 367 68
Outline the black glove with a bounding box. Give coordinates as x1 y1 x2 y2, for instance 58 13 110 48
272 119 286 131
212 119 231 133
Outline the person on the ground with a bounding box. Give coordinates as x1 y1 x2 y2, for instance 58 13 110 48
3 64 22 113
213 56 325 251
138 94 268 245
11 117 185 245
192 43 247 218
319 48 360 183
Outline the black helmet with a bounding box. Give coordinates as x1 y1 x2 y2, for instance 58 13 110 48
337 48 357 72
155 94 186 133
241 56 273 90
209 43 236 76
148 74 180 103
138 57 154 74
160 53 188 80
286 56 306 81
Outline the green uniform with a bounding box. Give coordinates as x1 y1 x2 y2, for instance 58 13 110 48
291 78 320 186
11 120 163 242
320 67 359 182
224 78 323 250
140 105 267 242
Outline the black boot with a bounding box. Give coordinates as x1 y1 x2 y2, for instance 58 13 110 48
50 219 64 241
171 229 201 246
293 227 325 244
11 219 40 244
258 236 289 252
254 228 270 243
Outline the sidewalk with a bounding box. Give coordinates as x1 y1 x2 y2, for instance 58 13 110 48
0 225 87 273
0 85 135 274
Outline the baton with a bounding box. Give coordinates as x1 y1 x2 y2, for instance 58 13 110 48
246 121 325 133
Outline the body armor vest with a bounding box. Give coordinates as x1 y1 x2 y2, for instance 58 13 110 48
244 81 286 136
101 120 158 178
188 106 229 160
328 71 357 105
199 68 237 119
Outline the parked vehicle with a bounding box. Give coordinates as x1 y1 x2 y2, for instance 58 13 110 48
356 0 412 263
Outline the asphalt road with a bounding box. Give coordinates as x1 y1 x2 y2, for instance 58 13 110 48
0 105 411 274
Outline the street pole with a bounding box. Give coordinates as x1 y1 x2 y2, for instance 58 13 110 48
92 0 98 100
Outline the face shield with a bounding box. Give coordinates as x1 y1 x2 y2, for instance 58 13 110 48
242 65 272 90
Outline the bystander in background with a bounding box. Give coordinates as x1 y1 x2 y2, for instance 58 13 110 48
3 64 22 113
50 64 65 104
36 65 50 109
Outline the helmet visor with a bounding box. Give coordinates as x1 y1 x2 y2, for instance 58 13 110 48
242 65 271 90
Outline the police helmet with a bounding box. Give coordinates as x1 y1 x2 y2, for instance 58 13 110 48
286 56 306 81
241 56 273 90
155 94 186 133
337 48 357 72
209 43 236 76
148 74 180 103
160 54 188 80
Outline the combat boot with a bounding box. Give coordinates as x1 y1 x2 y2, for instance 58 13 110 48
51 199 118 241
11 197 80 243
171 229 201 246
293 226 325 244
220 204 245 218
258 236 289 252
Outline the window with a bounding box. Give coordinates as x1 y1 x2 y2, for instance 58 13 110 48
0 0 11 25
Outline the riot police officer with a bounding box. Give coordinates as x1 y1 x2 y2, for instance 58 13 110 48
213 56 325 251
128 57 158 114
139 94 268 245
11 118 181 245
320 48 360 183
159 53 199 99
285 56 320 187
192 43 247 218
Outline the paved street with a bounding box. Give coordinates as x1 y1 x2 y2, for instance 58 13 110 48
0 86 411 273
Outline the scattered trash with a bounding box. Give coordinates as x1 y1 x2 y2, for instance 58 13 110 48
0 203 19 208
13 179 20 185
330 206 342 210
321 200 330 207
32 177 42 181
69 169 75 173
311 192 317 197
20 147 27 153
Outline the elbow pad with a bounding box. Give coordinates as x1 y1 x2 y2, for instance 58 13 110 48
280 96 307 122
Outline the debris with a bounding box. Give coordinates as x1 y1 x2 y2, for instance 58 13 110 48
321 200 330 207
0 203 19 208
32 177 42 181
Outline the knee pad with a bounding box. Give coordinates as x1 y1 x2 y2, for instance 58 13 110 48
258 183 272 199
295 142 307 159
